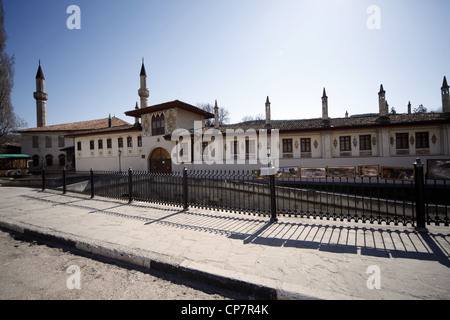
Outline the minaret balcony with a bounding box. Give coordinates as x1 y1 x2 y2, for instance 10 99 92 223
138 88 149 98
33 91 48 101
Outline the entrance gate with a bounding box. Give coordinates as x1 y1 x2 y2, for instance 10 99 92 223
149 148 171 173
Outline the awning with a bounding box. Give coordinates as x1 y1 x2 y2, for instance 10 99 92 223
0 154 31 159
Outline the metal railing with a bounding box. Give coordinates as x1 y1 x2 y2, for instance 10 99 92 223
39 161 449 230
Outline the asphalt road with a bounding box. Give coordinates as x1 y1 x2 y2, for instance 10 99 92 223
0 229 233 300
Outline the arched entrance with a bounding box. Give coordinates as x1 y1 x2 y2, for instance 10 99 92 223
149 148 172 173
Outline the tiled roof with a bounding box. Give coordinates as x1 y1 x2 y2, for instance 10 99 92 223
66 124 141 138
218 112 450 133
16 117 131 133
125 100 214 119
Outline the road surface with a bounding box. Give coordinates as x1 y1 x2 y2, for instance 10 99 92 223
0 229 233 300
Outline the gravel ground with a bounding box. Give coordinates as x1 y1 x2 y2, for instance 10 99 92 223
0 229 233 300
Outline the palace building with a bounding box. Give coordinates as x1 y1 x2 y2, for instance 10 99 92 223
18 61 450 174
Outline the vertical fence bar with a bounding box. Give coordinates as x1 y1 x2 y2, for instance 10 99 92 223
128 167 133 203
269 173 277 223
42 168 46 191
62 168 66 194
90 168 94 199
444 180 449 226
414 158 426 231
183 166 188 210
432 179 439 225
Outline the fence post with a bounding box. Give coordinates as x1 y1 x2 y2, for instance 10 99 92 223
264 163 278 223
269 173 278 223
413 158 427 231
62 168 66 194
183 166 188 210
90 168 94 199
128 167 133 203
42 168 46 191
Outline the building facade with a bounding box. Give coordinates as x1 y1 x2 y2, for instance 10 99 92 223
73 64 450 174
19 62 450 175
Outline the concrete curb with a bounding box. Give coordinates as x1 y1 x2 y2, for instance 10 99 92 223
0 220 284 300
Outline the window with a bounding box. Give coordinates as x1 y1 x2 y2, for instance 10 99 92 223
77 141 82 151
118 137 123 148
137 135 142 147
396 133 409 149
127 136 133 148
415 132 429 149
340 136 351 151
98 139 103 149
178 142 188 159
151 114 165 136
45 136 52 148
202 142 209 158
282 139 293 153
301 138 311 153
58 154 66 167
45 154 53 167
90 140 95 150
58 136 65 148
359 135 372 151
32 155 40 167
245 139 256 159
107 138 112 149
32 136 39 148
232 140 238 158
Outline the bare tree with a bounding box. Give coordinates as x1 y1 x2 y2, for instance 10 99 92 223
413 104 427 114
241 114 264 123
0 0 26 145
198 102 230 127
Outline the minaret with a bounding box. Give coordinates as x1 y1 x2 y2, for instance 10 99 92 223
214 100 219 129
33 61 48 127
377 84 389 122
265 96 271 128
138 59 149 109
321 88 330 127
442 76 449 114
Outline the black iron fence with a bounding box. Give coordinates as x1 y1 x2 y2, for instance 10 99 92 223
39 163 449 229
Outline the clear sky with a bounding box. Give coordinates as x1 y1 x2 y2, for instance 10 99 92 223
3 0 450 128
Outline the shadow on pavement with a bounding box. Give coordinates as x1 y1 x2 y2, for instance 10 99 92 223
27 191 450 268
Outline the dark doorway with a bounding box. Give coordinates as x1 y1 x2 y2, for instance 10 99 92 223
149 148 172 173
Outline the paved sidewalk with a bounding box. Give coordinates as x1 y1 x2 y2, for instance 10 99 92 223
0 186 449 300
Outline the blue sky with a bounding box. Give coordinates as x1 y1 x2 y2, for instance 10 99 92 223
3 0 450 128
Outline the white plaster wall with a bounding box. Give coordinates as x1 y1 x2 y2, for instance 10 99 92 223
75 131 145 172
20 132 74 170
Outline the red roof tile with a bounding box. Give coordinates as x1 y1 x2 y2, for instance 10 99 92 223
16 117 131 133
125 100 214 119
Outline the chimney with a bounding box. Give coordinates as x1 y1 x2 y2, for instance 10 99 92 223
321 88 330 127
134 102 140 126
408 101 411 114
442 76 449 114
265 96 271 128
377 84 390 123
214 100 219 129
108 114 112 128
